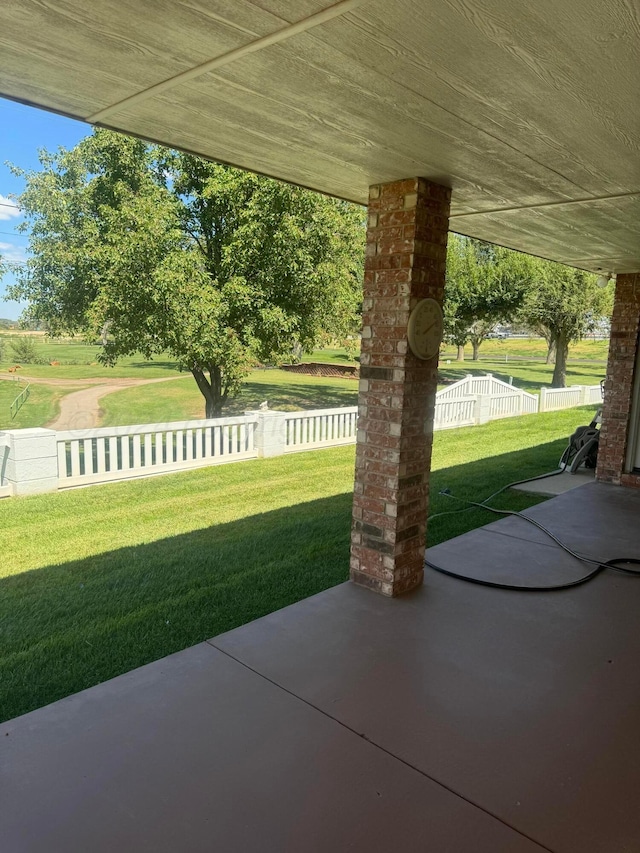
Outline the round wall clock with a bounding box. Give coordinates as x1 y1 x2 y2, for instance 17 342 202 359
407 298 443 360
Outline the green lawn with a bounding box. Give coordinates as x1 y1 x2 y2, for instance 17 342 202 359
101 369 359 426
0 333 182 379
440 336 609 362
307 338 610 364
302 347 358 364
0 334 609 430
0 405 595 722
438 358 607 394
0 379 63 430
100 357 604 427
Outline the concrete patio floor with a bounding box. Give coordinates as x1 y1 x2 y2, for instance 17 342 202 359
511 465 595 496
3 482 640 852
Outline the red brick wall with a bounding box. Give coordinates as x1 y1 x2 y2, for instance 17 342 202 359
350 178 450 596
597 273 640 486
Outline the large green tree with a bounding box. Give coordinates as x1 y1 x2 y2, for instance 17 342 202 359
444 234 529 360
519 259 613 387
6 130 364 416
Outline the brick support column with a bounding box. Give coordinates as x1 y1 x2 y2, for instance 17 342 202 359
350 177 451 596
597 272 640 486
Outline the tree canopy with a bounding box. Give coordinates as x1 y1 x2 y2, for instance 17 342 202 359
444 234 529 360
6 130 365 415
518 260 613 387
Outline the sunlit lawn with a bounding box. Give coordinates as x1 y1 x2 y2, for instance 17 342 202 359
101 369 359 425
0 333 181 380
0 379 64 430
440 336 609 362
0 333 609 429
0 405 596 722
100 358 605 426
438 358 607 394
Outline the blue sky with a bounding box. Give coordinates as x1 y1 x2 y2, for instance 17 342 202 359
0 99 88 320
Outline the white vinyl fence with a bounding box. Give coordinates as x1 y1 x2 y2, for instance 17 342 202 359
433 396 478 430
439 374 539 416
285 407 359 452
56 416 258 489
539 384 603 412
0 376 604 496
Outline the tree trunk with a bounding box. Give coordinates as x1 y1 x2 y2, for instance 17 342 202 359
545 339 556 365
204 395 222 419
456 345 465 361
191 366 224 418
471 340 480 361
551 334 568 388
100 320 111 347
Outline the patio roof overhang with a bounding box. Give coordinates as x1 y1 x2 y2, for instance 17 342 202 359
1 0 639 274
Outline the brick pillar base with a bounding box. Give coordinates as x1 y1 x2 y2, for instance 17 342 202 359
350 178 451 596
597 272 640 486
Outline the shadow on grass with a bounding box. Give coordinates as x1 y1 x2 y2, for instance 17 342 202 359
1 436 570 722
126 360 182 372
230 379 358 412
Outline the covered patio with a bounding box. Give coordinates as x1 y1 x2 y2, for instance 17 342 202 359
1 0 640 849
4 482 640 852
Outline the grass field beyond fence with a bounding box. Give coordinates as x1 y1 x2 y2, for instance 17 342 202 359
1 334 609 429
0 406 596 723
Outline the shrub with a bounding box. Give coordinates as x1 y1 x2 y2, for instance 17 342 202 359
10 337 40 364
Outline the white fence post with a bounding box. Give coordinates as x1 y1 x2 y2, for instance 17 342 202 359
540 388 547 413
249 410 287 458
3 428 59 495
475 395 492 425
580 385 590 405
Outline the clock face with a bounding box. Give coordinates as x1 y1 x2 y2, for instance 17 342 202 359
407 298 443 360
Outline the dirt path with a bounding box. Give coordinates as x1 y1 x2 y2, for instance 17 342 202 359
0 372 94 387
43 377 182 431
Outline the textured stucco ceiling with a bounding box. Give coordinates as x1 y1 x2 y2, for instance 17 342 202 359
1 0 639 272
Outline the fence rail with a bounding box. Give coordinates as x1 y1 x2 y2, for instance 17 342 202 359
10 383 30 420
285 407 358 451
539 384 602 412
434 396 478 430
56 416 258 488
0 376 606 497
438 373 523 400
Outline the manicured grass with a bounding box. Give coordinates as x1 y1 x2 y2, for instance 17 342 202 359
101 358 604 427
302 347 358 364
438 358 607 394
440 336 609 362
101 369 359 426
304 337 610 364
0 405 595 722
0 379 63 430
0 333 181 379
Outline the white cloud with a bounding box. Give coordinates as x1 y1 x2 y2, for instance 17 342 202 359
0 194 21 222
0 241 27 265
